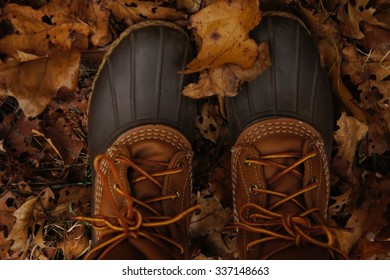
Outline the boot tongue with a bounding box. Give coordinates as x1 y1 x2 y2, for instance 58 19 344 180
252 133 305 214
127 137 179 213
251 134 331 259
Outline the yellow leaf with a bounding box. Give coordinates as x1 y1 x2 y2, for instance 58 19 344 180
184 0 261 73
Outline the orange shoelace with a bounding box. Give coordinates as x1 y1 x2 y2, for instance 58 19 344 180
73 154 200 259
228 152 347 259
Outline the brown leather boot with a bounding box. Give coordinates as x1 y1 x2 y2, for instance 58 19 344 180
226 14 346 259
75 21 199 259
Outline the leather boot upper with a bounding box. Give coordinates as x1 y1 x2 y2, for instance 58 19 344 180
76 124 197 259
230 118 345 259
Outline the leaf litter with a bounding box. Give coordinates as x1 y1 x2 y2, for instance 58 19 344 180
0 0 389 259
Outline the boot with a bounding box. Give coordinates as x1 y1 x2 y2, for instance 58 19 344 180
226 14 346 259
75 21 198 260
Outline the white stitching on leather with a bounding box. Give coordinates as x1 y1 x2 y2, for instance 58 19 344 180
94 128 190 215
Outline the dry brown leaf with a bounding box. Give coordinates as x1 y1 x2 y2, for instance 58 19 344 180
58 223 89 259
51 186 91 218
350 237 390 259
190 193 233 257
196 103 220 143
0 191 17 259
0 23 89 58
359 23 390 50
6 196 37 255
6 188 54 256
184 0 261 73
177 0 201 13
366 123 389 156
105 0 186 25
335 199 369 254
0 50 80 117
342 45 390 86
1 0 110 57
337 0 389 40
333 111 369 169
299 7 367 121
328 187 353 217
183 42 271 99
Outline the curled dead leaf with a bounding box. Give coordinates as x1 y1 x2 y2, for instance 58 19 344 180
184 0 261 73
182 42 271 99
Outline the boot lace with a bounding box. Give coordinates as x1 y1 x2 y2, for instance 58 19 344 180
229 151 347 259
74 153 199 259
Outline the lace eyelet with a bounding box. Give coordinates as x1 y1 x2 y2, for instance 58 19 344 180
309 177 318 185
249 184 260 194
176 161 185 168
244 156 252 166
172 191 180 200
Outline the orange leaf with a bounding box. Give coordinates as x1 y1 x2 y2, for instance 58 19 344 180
184 0 261 73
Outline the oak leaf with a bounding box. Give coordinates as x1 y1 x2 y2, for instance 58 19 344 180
184 0 261 73
337 0 389 39
183 42 271 98
299 6 367 121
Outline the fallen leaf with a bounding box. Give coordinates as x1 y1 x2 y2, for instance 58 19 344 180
51 186 91 218
177 0 201 13
184 0 261 73
359 22 390 50
329 187 353 217
183 42 271 98
6 188 54 257
337 0 389 40
333 111 369 169
350 236 390 259
0 50 80 117
58 223 89 259
195 103 221 143
6 196 37 255
0 191 17 259
366 123 389 156
190 192 233 257
105 0 186 25
342 45 390 87
299 6 367 121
